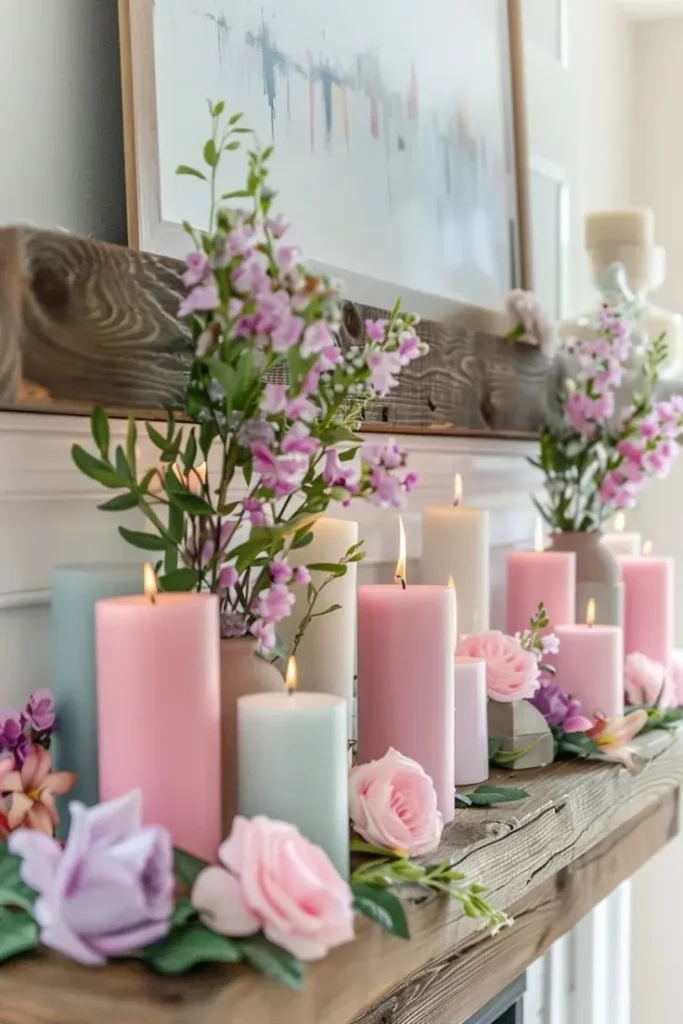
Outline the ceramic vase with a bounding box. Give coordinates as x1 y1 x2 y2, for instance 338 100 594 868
550 532 623 626
219 638 284 833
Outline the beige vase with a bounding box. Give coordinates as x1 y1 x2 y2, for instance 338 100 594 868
550 531 623 626
219 637 284 834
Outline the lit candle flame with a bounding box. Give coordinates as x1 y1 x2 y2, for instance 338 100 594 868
614 512 626 533
534 518 545 553
286 656 298 695
395 517 407 589
643 540 653 556
447 575 458 641
586 598 596 627
172 461 207 490
454 473 463 507
143 563 158 605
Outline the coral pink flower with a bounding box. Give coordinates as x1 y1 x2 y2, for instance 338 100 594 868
587 710 648 770
192 816 354 961
0 746 76 834
457 631 540 702
349 748 443 857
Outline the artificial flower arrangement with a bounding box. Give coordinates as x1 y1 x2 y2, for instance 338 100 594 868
0 736 507 985
512 299 683 532
457 605 683 772
71 103 424 651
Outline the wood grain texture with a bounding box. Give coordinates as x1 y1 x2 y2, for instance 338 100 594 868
0 228 562 434
0 731 680 1024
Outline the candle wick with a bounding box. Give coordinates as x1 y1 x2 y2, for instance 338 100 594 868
149 593 156 606
396 577 407 591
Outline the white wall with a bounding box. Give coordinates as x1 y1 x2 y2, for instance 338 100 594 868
0 0 126 241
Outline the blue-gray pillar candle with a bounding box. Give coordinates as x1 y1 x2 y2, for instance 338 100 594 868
51 563 144 830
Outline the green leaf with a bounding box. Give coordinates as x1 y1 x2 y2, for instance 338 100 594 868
307 563 348 578
91 407 109 458
557 731 601 758
224 141 241 151
159 568 199 592
97 492 140 513
228 111 243 124
144 923 242 975
351 882 410 940
118 526 167 551
312 603 342 618
322 425 361 445
221 189 251 200
206 359 238 399
176 164 208 181
71 445 125 489
0 909 39 963
168 491 215 516
139 468 158 494
126 416 138 475
212 101 226 116
167 504 185 547
237 935 306 991
173 847 209 892
203 139 219 168
291 529 314 550
146 423 170 451
115 445 134 485
488 738 502 761
172 899 197 928
182 432 198 473
464 785 529 807
0 846 37 915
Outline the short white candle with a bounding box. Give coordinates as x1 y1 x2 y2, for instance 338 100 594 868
421 474 489 634
237 658 349 877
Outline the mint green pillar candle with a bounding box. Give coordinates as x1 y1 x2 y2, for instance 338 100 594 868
51 564 144 820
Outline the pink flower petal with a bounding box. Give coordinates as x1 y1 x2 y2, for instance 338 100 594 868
192 866 260 937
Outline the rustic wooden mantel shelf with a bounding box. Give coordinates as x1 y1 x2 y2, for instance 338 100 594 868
1 731 681 1024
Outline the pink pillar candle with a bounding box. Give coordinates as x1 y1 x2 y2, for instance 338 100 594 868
96 592 221 861
454 657 489 786
619 555 674 668
553 622 623 719
506 550 576 635
357 585 456 822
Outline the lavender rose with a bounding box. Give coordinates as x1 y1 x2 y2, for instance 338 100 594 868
8 790 174 966
530 680 593 733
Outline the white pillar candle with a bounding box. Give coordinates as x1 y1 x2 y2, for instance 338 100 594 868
454 657 489 786
421 475 489 634
237 659 349 877
282 518 358 735
602 512 642 559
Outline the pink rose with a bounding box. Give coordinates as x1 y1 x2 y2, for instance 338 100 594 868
349 748 443 857
457 631 540 702
191 816 354 961
625 652 676 709
671 649 683 707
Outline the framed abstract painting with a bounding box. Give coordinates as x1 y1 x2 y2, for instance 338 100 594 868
120 0 531 320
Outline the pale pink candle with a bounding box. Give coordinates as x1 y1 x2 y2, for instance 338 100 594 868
96 572 221 861
619 555 674 668
357 522 455 821
454 657 489 786
506 521 576 635
554 606 623 719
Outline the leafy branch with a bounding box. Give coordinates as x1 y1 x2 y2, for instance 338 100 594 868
290 542 365 657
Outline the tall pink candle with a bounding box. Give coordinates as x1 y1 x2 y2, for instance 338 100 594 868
554 611 623 719
619 555 674 668
506 520 576 635
454 657 488 786
96 583 221 861
357 578 455 821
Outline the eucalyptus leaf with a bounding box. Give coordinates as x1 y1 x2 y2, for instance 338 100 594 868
307 563 348 577
203 138 219 168
159 568 199 592
291 529 314 550
237 935 306 991
115 445 134 486
0 845 37 914
461 785 529 807
351 882 410 940
118 527 167 552
183 432 198 473
126 416 138 474
176 164 208 181
173 847 209 892
167 504 185 546
146 423 170 451
312 603 342 618
206 360 237 400
0 909 39 963
90 407 109 457
168 491 215 516
97 492 140 513
143 923 242 975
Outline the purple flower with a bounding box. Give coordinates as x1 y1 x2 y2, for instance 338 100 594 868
237 417 276 448
242 497 271 527
254 290 291 334
301 321 334 357
232 252 270 295
256 583 295 624
271 313 305 353
281 422 320 456
260 383 288 416
275 246 300 273
183 252 211 288
638 414 659 440
187 521 235 568
322 450 360 493
219 566 238 589
293 566 311 585
367 351 402 396
178 283 220 318
270 558 293 585
365 319 387 342
0 712 25 753
530 680 592 732
316 346 342 371
361 438 406 470
286 395 318 423
541 633 560 657
224 224 257 261
267 214 289 238
26 691 55 734
221 611 248 639
369 467 406 509
8 791 173 966
403 471 418 493
250 619 277 651
398 331 420 365
251 444 309 497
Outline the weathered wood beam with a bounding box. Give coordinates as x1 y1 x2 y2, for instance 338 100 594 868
0 227 561 434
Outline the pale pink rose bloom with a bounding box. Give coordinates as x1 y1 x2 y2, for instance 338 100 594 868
671 649 683 707
191 816 354 961
349 747 443 857
457 631 540 702
624 652 675 709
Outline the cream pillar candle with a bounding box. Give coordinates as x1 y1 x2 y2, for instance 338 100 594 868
602 512 642 559
421 475 489 634
454 657 489 786
281 518 358 733
238 658 349 877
